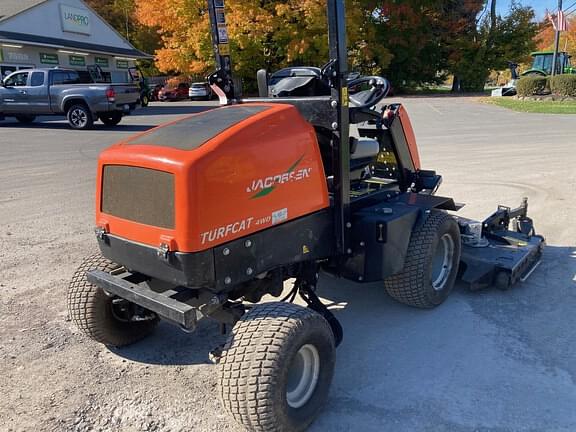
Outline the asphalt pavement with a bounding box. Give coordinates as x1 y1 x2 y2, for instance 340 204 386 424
0 98 575 432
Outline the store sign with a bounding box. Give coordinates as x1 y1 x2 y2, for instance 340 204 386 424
95 57 109 68
69 55 86 67
40 53 59 65
116 59 129 69
60 4 91 35
7 51 30 62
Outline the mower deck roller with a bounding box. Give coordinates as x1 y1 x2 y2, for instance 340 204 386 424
67 1 545 431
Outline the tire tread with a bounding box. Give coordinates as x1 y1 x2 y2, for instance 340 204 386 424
384 210 458 308
219 302 333 432
67 253 157 347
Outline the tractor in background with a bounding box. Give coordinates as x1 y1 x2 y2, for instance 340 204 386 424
522 51 575 76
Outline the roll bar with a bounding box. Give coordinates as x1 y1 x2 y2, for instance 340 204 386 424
205 0 352 254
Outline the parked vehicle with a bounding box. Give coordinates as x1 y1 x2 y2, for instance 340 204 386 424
158 82 189 101
150 84 164 102
522 51 575 76
0 68 140 129
188 82 212 100
129 67 153 107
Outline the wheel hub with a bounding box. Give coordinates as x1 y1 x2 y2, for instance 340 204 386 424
286 344 320 409
71 109 87 127
431 233 455 291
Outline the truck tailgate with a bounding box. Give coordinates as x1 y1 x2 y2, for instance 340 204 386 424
112 85 140 105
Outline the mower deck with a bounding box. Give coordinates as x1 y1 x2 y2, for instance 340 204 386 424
459 223 544 291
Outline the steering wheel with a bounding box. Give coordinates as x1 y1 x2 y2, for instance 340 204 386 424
347 76 390 110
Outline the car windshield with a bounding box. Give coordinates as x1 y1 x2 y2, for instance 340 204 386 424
532 55 553 74
191 83 205 89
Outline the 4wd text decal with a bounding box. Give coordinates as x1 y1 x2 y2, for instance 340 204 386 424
246 155 311 199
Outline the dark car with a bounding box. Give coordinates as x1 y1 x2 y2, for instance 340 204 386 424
150 84 164 102
158 82 190 101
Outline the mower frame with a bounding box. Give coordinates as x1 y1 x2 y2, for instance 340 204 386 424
70 1 545 430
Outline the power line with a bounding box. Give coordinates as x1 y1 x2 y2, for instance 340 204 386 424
563 0 576 12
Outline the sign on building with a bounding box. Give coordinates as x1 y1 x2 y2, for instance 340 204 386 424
116 59 129 69
69 55 86 67
7 51 31 62
40 53 59 65
60 4 91 35
95 57 109 68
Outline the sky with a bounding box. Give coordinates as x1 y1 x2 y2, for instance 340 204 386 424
497 0 564 19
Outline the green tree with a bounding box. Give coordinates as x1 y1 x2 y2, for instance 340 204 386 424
447 1 538 91
372 1 464 88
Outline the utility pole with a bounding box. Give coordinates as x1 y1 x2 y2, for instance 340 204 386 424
551 0 563 76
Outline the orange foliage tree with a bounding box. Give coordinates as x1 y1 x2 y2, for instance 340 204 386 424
536 15 576 57
134 0 391 80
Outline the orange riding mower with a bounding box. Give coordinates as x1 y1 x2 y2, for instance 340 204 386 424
67 1 544 431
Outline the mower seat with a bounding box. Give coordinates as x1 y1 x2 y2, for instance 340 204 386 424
351 138 379 160
326 136 380 190
350 121 380 178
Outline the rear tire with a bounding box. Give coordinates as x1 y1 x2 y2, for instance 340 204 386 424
384 210 461 308
15 115 36 124
67 254 158 347
100 112 123 126
66 104 93 130
219 302 335 432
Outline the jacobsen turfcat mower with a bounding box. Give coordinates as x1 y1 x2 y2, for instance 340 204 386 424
67 1 544 431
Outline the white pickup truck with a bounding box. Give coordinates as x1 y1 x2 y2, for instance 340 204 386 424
0 68 140 129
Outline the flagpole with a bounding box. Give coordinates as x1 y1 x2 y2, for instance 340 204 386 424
552 0 563 76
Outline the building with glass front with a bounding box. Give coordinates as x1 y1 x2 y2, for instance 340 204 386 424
0 0 151 82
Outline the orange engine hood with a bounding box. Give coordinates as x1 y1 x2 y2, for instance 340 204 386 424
96 103 329 253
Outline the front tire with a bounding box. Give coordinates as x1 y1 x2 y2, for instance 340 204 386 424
100 112 123 126
67 104 93 130
141 94 149 107
219 302 335 432
384 210 461 308
67 254 158 347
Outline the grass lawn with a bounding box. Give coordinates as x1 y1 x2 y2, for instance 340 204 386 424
486 97 576 114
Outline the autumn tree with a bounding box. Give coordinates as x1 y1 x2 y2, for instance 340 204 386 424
132 0 538 92
536 15 576 58
86 0 161 72
134 0 391 81
445 1 538 91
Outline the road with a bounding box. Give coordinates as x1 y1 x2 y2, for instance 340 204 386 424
0 98 575 432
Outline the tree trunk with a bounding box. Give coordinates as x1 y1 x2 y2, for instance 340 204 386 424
451 76 461 92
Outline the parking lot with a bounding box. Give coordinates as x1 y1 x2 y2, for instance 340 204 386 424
1 98 575 432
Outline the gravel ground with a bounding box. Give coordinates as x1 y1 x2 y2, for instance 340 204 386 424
0 98 575 432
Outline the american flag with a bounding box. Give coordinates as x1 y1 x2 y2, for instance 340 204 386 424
548 9 568 32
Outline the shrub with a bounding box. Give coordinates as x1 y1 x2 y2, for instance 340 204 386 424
516 76 549 96
549 74 576 97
